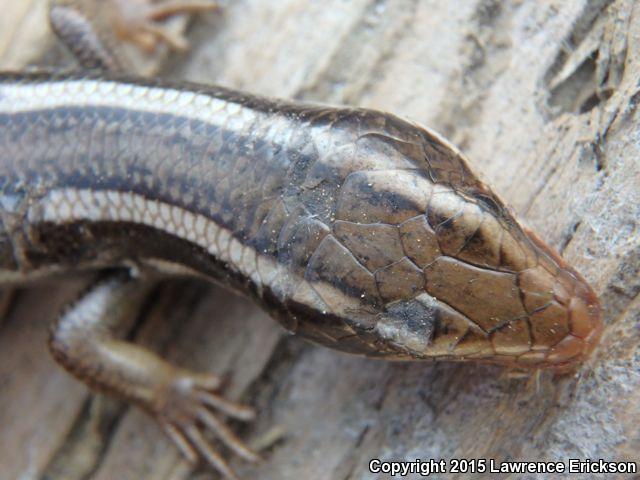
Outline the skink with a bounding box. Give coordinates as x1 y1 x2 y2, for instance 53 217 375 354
0 1 602 478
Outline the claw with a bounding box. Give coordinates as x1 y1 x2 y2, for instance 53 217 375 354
153 370 258 480
198 391 257 421
184 425 240 480
146 0 220 20
161 421 199 464
197 408 262 463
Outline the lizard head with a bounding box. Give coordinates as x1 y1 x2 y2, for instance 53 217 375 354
273 111 602 372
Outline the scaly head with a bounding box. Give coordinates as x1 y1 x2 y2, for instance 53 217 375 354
273 109 602 372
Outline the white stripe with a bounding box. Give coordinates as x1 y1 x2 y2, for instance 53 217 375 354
26 188 363 338
28 188 261 283
0 80 261 131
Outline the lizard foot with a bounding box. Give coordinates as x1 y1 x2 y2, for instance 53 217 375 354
154 370 260 480
112 0 220 51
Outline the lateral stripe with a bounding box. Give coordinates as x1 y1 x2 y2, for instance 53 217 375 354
0 79 265 131
27 187 364 328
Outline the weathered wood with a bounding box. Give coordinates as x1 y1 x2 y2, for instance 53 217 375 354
0 0 638 478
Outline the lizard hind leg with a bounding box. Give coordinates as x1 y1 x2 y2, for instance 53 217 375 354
48 273 259 480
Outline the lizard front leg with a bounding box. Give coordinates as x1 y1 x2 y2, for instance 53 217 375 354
49 273 259 480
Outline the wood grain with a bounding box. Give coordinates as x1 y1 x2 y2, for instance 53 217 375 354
0 0 638 479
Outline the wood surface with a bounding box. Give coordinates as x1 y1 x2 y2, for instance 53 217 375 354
0 1 638 479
